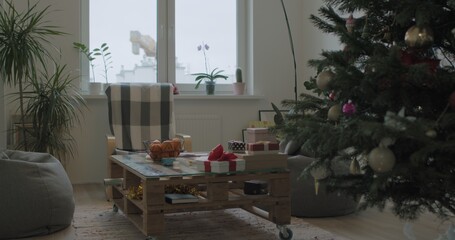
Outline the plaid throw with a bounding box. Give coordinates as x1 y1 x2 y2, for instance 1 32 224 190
106 83 175 151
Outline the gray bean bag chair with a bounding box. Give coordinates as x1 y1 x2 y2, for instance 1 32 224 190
0 150 75 239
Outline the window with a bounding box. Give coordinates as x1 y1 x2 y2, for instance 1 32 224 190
83 0 244 94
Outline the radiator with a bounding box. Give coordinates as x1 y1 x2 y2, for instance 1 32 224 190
176 114 222 152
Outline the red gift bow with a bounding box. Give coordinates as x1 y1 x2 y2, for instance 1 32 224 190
208 144 237 161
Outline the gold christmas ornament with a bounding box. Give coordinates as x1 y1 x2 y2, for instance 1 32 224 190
426 129 437 138
310 166 329 180
316 70 334 90
350 159 361 175
368 146 396 173
328 104 342 121
404 25 434 48
310 166 329 195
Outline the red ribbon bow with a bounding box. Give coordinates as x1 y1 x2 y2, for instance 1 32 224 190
208 144 237 161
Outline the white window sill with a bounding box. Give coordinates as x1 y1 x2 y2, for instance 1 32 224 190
82 93 263 101
174 94 263 100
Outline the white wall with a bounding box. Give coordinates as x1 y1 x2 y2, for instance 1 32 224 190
2 0 338 183
0 83 5 150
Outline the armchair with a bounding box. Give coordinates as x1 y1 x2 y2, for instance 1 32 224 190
104 83 192 199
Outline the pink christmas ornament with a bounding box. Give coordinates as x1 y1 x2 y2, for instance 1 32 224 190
346 14 355 33
342 100 357 116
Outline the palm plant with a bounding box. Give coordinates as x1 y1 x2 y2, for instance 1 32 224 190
20 64 86 160
0 0 65 150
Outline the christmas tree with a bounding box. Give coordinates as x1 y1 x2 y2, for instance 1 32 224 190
275 0 455 221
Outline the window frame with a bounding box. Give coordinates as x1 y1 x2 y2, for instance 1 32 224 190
79 0 247 95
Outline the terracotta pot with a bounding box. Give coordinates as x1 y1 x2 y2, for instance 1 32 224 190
233 82 245 95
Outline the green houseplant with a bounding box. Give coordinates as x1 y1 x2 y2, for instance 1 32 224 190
0 0 86 160
0 0 65 150
233 67 245 95
192 68 228 95
73 42 113 94
191 42 228 95
21 64 86 160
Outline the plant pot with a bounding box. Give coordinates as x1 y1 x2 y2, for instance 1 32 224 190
205 81 216 95
103 83 110 94
233 82 245 95
89 82 102 95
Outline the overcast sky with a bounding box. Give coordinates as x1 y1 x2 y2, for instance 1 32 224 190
90 0 236 82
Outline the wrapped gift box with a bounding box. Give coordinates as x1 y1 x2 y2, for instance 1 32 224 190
195 159 245 173
210 161 230 173
195 160 213 172
228 140 246 153
246 128 277 143
246 142 279 155
195 160 229 173
238 153 288 171
228 159 245 171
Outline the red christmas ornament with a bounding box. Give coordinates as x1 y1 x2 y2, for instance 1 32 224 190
450 91 455 110
172 83 179 95
400 50 440 73
328 91 336 101
400 50 415 66
342 100 357 116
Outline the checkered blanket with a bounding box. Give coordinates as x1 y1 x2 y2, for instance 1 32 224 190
106 83 175 151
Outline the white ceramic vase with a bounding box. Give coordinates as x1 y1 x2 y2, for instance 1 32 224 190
89 82 102 95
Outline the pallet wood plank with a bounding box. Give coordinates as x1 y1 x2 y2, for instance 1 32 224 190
109 154 291 238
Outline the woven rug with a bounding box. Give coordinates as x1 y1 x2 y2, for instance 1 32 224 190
73 203 349 240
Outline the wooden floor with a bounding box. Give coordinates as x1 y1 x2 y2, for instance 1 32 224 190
303 205 453 240
27 184 453 240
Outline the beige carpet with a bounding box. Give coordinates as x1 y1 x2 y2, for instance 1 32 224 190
72 203 349 240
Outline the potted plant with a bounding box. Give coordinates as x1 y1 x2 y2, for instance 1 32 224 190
0 0 65 151
73 42 112 94
233 67 245 95
22 64 86 161
0 1 86 161
191 42 228 95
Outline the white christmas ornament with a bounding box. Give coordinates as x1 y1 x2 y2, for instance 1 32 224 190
316 70 334 90
384 107 416 131
368 146 396 173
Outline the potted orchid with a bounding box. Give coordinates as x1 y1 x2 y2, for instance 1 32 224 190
191 42 228 95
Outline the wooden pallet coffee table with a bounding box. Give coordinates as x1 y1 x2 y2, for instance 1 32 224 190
109 154 292 240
